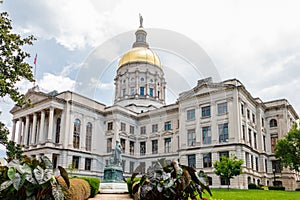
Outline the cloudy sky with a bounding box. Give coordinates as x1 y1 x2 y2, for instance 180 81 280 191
1 0 300 148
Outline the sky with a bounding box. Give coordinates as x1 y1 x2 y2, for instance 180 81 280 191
1 0 300 151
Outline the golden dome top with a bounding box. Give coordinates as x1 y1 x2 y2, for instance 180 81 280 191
118 47 162 68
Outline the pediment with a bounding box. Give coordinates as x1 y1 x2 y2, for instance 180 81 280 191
162 131 173 136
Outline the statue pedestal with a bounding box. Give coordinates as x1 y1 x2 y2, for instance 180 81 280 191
99 165 128 194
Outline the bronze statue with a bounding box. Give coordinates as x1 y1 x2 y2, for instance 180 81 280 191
139 13 143 27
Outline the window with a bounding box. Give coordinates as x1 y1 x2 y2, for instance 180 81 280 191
245 152 249 168
152 124 158 133
270 119 277 127
152 140 158 154
271 134 278 153
149 88 153 97
140 87 145 96
164 121 172 130
202 126 211 144
86 122 92 151
219 123 228 142
218 102 227 114
121 122 126 131
254 132 257 149
263 135 266 151
52 154 58 169
130 125 135 134
203 153 212 168
130 161 134 173
107 138 112 153
221 177 229 185
73 119 81 149
72 156 79 169
247 109 250 119
265 159 268 172
188 154 196 168
201 106 211 117
140 162 146 174
262 118 265 127
255 157 259 171
272 160 281 173
219 151 229 161
122 88 126 97
55 118 61 143
251 155 254 169
241 104 244 115
140 141 146 156
85 158 92 171
122 160 126 172
248 128 252 146
242 125 245 141
164 138 171 153
208 177 212 185
187 109 195 120
140 126 146 135
252 114 255 123
158 91 160 98
121 138 126 153
131 87 135 96
130 141 134 155
187 129 196 146
140 77 144 82
107 122 113 131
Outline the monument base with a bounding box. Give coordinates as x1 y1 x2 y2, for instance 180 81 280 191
99 182 128 194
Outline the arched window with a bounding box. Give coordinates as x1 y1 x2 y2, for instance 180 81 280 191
55 118 61 143
86 122 92 151
247 176 251 184
270 119 277 128
73 119 81 149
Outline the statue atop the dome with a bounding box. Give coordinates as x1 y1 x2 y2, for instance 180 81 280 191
139 13 143 27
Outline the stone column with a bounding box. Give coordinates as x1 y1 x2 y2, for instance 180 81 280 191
31 113 37 145
17 118 23 144
11 120 17 142
47 107 54 142
39 110 45 143
24 116 30 145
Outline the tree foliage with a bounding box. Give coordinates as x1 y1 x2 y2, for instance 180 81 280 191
213 154 243 190
275 123 300 172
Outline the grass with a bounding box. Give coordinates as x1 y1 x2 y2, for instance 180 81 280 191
201 189 300 200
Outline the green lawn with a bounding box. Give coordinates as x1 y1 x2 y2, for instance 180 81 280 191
201 189 300 200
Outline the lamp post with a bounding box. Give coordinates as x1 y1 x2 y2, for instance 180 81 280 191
272 168 276 185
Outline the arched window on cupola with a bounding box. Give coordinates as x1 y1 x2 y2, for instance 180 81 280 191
73 119 81 149
270 119 277 128
86 122 92 151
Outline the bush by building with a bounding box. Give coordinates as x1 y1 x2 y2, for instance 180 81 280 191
78 177 100 197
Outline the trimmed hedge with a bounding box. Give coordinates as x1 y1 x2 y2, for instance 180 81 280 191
57 176 91 200
268 186 285 191
78 177 100 197
248 183 259 189
126 177 141 196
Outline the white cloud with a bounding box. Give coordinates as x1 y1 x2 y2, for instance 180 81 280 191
38 73 75 93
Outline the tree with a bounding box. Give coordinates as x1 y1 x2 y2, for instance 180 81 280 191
0 11 36 159
275 123 300 172
213 154 243 190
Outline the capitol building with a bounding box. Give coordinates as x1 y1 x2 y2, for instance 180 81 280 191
10 20 300 190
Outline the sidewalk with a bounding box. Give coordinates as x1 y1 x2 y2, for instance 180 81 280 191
89 194 132 200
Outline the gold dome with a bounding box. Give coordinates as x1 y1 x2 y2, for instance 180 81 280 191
118 47 162 68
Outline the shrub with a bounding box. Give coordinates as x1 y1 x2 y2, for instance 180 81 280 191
248 183 259 189
57 177 91 200
78 177 100 197
268 186 285 191
295 188 300 191
126 177 141 196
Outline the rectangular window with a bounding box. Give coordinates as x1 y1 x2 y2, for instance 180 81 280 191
122 88 126 97
252 114 255 123
241 104 244 115
251 155 254 169
255 157 259 171
248 128 252 146
121 122 126 131
219 151 229 161
72 156 79 169
187 109 195 120
107 138 112 153
140 162 146 174
121 138 126 153
52 154 58 169
149 88 153 97
254 132 257 149
201 106 211 117
122 160 126 172
188 154 196 168
221 177 230 185
271 134 278 153
85 158 92 171
164 138 171 153
130 161 134 173
203 153 212 168
265 159 268 172
140 87 145 96
131 87 135 96
152 124 158 133
202 126 211 144
247 109 250 119
263 135 266 151
140 126 146 135
219 123 228 143
130 141 134 155
187 129 196 146
107 122 113 131
140 141 146 156
164 121 172 130
272 160 281 173
152 140 158 154
130 125 135 134
245 152 249 168
218 102 227 115
262 118 265 127
242 125 245 141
